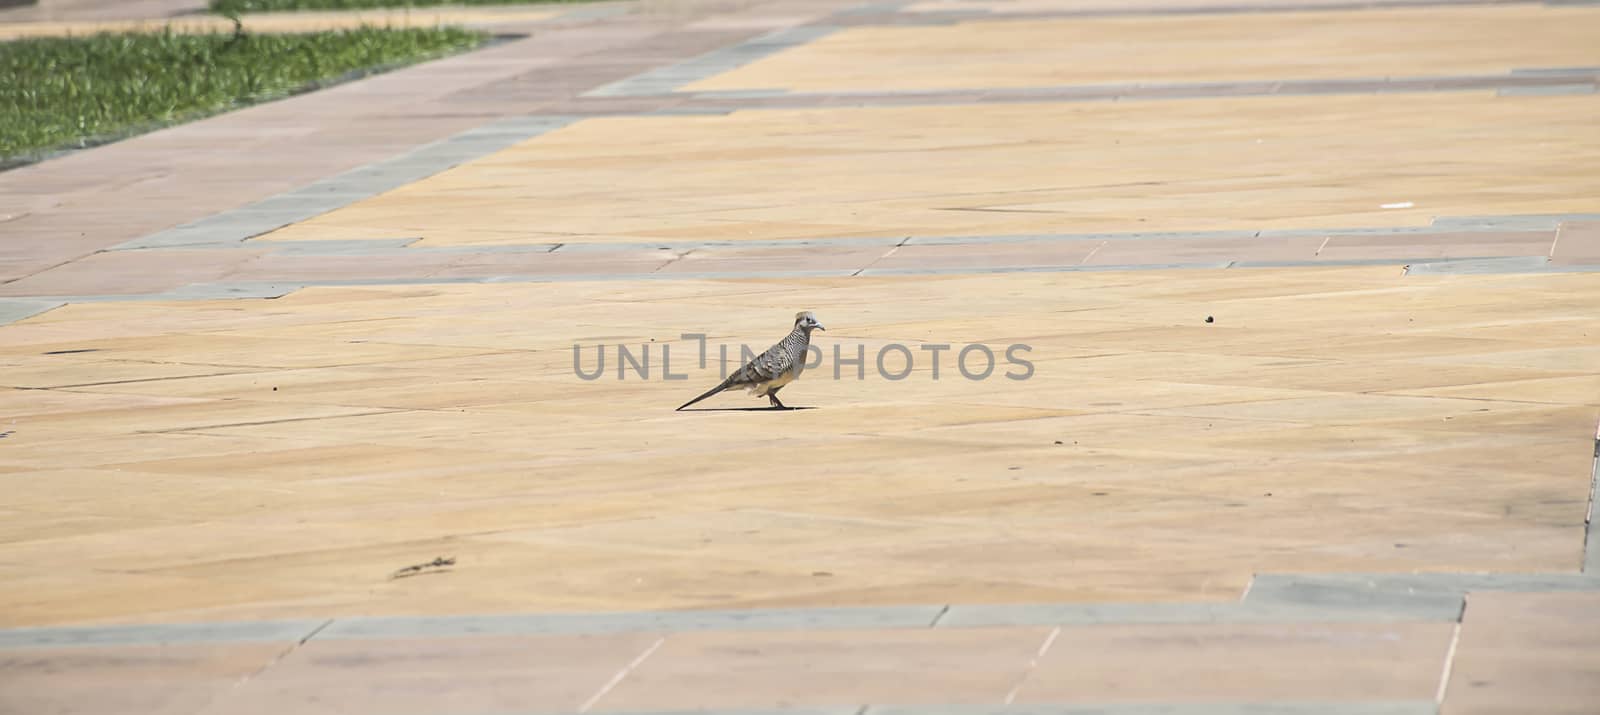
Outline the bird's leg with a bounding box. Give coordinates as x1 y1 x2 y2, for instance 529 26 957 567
768 391 788 410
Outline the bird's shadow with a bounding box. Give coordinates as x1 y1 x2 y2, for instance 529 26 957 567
677 406 819 412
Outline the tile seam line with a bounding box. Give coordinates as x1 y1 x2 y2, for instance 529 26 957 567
6 253 1600 312
136 408 412 435
707 67 1600 98
1434 619 1463 705
1002 625 1061 705
6 571 1598 648
624 67 1598 103
579 635 665 713
666 75 1597 108
194 618 332 714
855 0 1544 22
121 212 1597 258
246 226 1557 253
115 534 487 579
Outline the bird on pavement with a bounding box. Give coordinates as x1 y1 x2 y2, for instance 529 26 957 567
677 311 825 411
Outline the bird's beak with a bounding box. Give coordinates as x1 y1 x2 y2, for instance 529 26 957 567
815 323 826 331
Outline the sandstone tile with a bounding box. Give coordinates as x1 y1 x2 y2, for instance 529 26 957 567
260 94 1600 245
683 6 1600 92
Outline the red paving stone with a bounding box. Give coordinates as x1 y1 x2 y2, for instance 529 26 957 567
0 641 290 715
0 616 1557 713
0 249 265 297
1551 221 1600 265
219 633 664 715
1017 622 1454 704
1442 591 1600 715
590 627 1049 710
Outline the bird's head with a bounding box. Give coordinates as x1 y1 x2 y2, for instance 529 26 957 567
794 311 825 332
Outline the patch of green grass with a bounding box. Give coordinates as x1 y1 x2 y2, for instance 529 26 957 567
0 26 487 166
212 0 593 13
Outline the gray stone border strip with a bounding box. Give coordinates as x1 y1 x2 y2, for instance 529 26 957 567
111 116 581 251
937 600 1461 627
119 211 1600 258
0 618 326 649
862 704 1438 715
583 25 841 98
838 0 1548 24
1399 255 1550 274
1497 83 1597 96
1243 573 1600 616
1509 66 1600 76
833 1 914 16
533 709 855 715
3 571 1594 649
185 217 1573 257
3 255 1595 311
831 0 1594 26
1399 255 1600 274
670 69 1600 106
6 215 1596 323
0 298 62 325
241 705 1439 715
4 254 1596 319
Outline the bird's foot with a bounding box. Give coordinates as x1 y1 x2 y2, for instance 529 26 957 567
768 395 788 410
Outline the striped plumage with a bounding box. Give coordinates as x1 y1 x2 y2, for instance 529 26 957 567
676 311 825 411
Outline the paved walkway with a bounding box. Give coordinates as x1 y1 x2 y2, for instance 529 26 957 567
2 0 1599 713
0 3 585 38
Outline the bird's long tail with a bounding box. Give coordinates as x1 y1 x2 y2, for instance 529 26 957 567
676 377 734 411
